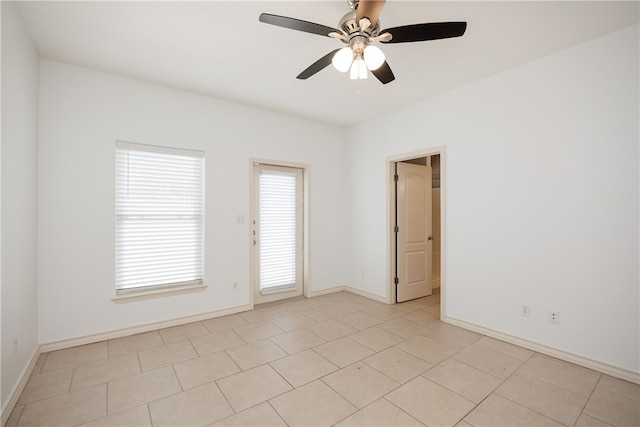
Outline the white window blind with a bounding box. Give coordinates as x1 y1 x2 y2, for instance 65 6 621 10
115 141 204 292
258 169 298 293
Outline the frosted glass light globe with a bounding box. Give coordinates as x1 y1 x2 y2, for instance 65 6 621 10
350 59 368 80
363 45 385 70
332 47 354 72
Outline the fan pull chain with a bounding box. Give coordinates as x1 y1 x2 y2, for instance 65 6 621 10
355 77 363 95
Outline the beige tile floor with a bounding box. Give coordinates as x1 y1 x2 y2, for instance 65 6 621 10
7 290 640 426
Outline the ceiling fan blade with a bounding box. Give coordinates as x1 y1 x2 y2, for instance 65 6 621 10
356 0 386 26
371 61 395 84
259 13 339 37
381 22 467 43
297 49 341 80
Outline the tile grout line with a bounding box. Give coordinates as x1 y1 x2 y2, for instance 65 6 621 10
104 381 110 423
443 339 536 426
211 379 236 422
145 403 152 426
266 400 289 426
574 373 606 427
506 356 604 426
455 364 518 425
487 359 577 427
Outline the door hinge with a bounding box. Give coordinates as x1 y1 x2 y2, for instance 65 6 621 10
394 174 399 182
394 225 399 233
394 277 399 285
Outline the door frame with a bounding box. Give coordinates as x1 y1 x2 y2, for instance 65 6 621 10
387 147 445 316
249 158 310 307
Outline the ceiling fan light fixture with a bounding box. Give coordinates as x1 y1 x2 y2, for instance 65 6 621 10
350 57 368 80
332 46 354 72
363 45 385 70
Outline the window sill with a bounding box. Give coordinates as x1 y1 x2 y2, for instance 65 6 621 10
112 283 207 304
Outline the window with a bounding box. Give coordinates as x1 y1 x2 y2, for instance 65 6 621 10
115 141 204 294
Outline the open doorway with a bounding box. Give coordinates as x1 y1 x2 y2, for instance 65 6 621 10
388 149 444 315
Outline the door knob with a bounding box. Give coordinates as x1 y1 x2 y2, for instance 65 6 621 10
427 235 434 241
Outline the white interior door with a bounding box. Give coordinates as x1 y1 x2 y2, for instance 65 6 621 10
253 164 303 304
396 161 433 302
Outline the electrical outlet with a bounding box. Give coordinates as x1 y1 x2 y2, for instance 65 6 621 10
548 310 560 324
520 305 530 317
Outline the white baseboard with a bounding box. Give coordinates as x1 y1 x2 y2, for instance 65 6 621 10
307 285 347 297
308 285 389 304
1 348 40 427
40 304 252 353
443 315 640 385
343 286 389 304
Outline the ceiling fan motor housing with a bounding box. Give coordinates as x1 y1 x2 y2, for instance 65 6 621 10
338 10 380 38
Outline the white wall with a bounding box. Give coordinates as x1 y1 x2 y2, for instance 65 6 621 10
1 1 40 411
347 25 639 374
37 60 349 344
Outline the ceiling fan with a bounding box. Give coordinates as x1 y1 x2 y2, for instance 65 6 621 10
259 0 467 84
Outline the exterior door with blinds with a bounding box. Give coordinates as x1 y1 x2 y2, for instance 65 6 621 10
253 163 303 304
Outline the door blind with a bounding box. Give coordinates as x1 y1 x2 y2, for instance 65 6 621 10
115 141 204 291
258 169 298 292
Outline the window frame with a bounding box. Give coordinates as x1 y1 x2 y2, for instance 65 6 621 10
113 141 206 303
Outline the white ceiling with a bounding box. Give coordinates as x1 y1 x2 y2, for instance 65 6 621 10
14 1 639 127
